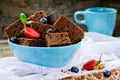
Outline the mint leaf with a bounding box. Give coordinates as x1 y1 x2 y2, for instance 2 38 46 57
26 21 33 27
20 13 28 23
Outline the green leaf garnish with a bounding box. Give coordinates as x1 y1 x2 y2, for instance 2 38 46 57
20 13 28 23
26 21 33 27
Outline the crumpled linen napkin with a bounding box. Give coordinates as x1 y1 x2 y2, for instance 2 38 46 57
0 32 120 80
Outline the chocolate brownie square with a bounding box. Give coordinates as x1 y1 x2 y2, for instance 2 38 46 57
31 22 53 39
28 10 47 22
45 32 71 47
53 15 84 44
4 10 47 38
18 38 46 47
4 20 24 38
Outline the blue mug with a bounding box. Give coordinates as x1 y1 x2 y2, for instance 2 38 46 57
74 7 117 36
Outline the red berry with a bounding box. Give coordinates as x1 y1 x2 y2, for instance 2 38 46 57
24 27 40 38
82 59 97 70
82 54 103 71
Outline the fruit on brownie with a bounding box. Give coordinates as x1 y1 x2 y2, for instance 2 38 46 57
40 18 48 24
46 29 54 34
4 11 47 38
53 15 84 44
20 13 41 39
23 27 40 38
31 22 53 39
45 32 71 47
60 67 120 80
18 38 46 47
5 10 84 47
10 37 18 44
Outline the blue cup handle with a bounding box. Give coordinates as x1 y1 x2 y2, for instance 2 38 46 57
74 11 86 25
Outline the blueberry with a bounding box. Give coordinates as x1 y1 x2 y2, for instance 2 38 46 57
40 18 48 24
103 70 111 77
10 37 18 44
46 29 54 34
70 66 79 73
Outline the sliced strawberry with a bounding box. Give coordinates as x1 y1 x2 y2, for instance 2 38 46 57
24 27 40 38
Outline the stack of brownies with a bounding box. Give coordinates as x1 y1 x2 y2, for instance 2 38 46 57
4 11 84 47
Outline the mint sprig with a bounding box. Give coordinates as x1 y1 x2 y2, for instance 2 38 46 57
20 13 33 27
20 13 28 23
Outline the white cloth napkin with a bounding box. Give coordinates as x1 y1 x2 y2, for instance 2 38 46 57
0 32 120 80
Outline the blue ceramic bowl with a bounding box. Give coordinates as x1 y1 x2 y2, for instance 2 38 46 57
8 40 81 68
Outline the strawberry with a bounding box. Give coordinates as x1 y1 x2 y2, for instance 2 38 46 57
82 59 97 70
24 27 40 38
82 54 102 71
20 13 40 38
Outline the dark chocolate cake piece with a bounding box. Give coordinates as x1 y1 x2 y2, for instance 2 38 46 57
28 10 47 22
45 32 71 47
31 22 53 39
4 20 24 38
18 38 46 47
47 11 59 25
53 15 84 44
